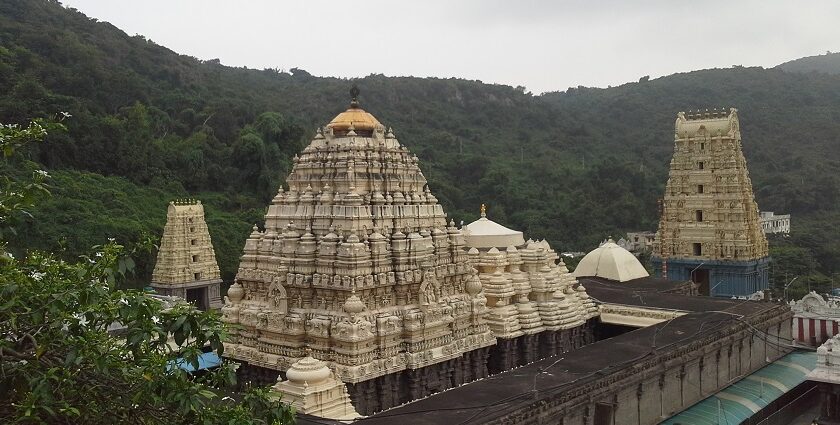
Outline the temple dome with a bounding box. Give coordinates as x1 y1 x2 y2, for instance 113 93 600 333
462 206 525 249
573 238 649 282
285 355 331 385
327 105 382 132
327 86 381 132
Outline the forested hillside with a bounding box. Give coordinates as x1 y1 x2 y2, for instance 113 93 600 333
2 0 839 296
776 51 840 75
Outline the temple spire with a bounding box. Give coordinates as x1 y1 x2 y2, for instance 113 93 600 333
349 85 360 109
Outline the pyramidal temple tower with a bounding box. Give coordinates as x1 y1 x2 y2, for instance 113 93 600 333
222 88 495 415
151 199 223 310
651 108 769 297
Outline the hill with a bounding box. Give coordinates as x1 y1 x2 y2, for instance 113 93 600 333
776 51 840 75
1 0 839 295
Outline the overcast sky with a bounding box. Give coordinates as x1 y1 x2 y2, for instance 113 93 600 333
61 0 840 94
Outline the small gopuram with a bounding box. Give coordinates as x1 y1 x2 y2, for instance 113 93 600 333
151 199 223 310
222 88 495 415
651 108 770 297
461 205 597 373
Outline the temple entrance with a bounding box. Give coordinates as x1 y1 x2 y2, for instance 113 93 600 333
693 269 710 295
186 287 208 311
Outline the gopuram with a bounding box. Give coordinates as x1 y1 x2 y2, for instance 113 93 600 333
222 88 497 415
151 199 223 310
461 205 597 373
652 108 770 297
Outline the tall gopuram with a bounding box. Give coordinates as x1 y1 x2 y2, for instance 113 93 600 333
221 88 495 415
151 199 223 310
461 205 596 373
651 108 770 297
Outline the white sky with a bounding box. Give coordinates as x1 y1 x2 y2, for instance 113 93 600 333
61 0 840 94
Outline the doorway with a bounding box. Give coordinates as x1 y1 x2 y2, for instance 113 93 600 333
694 269 710 295
186 287 208 311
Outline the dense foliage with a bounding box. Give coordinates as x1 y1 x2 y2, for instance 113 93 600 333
1 0 838 295
0 120 295 424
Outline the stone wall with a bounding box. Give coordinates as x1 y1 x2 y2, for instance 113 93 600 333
238 319 597 416
485 306 791 425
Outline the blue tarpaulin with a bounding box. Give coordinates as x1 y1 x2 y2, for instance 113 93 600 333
169 352 222 372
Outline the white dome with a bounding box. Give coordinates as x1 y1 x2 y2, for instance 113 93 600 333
573 239 649 282
462 214 525 249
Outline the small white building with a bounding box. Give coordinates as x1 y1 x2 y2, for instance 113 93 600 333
759 211 790 235
621 231 657 253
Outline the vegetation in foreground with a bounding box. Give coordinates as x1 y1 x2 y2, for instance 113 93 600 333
0 119 294 424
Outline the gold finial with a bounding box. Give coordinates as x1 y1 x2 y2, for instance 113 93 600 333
480 203 487 218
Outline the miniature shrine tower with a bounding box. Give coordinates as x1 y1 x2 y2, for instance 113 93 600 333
651 108 770 297
461 205 597 373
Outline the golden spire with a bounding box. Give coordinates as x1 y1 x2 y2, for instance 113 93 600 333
327 85 381 132
480 203 487 218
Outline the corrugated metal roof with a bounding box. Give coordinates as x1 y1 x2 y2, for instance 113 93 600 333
662 350 816 425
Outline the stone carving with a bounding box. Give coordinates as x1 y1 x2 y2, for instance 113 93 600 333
419 267 439 306
652 108 770 294
461 209 597 340
223 92 495 387
790 291 840 317
267 276 288 314
654 108 768 260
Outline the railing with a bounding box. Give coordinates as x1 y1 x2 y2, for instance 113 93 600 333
753 383 819 425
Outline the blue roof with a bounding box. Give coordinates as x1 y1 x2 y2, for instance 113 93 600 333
169 352 222 373
662 350 816 425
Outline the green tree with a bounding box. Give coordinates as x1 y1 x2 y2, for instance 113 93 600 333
0 119 295 425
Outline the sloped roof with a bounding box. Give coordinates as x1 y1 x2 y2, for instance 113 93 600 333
661 350 816 425
462 216 525 249
572 239 649 282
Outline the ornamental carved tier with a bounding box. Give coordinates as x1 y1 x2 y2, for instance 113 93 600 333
653 108 769 261
222 96 495 384
461 211 597 339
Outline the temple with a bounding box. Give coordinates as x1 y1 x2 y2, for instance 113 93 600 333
222 88 496 415
651 108 770 297
151 199 223 310
221 89 603 417
209 94 809 425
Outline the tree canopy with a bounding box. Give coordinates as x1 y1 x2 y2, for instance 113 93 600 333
0 119 294 424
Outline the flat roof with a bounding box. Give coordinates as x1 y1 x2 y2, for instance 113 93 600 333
580 276 774 315
350 311 766 425
297 280 787 425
